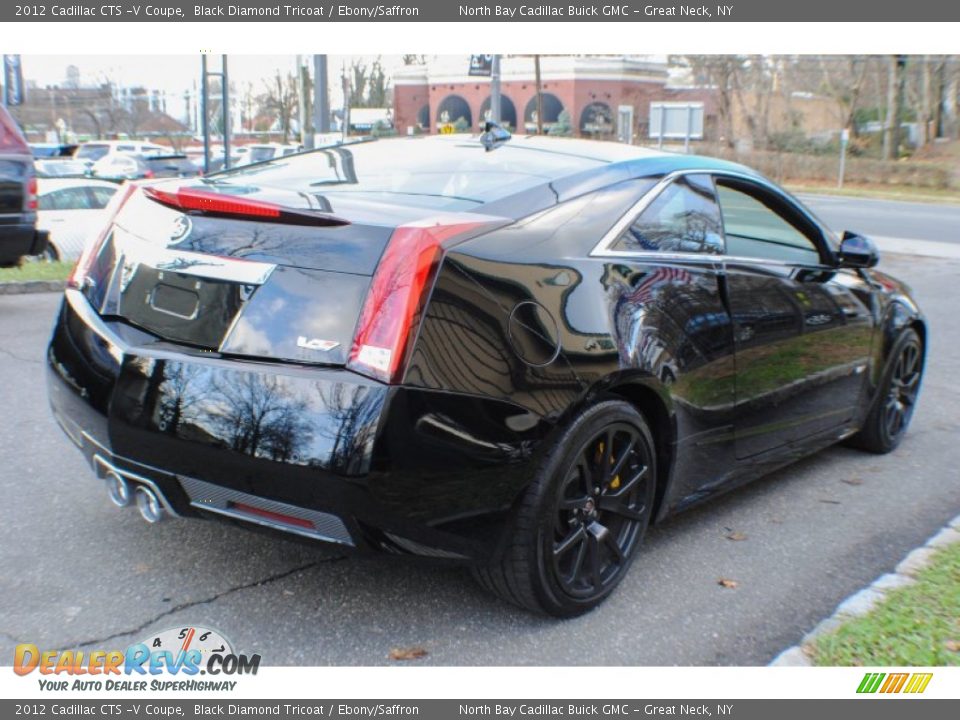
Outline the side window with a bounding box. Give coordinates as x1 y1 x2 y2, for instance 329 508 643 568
715 180 822 265
612 174 724 255
88 186 117 209
39 189 87 211
37 190 60 211
66 187 95 209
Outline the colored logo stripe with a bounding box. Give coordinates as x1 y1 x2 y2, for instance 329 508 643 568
880 673 909 693
904 673 933 694
857 672 886 693
857 672 932 694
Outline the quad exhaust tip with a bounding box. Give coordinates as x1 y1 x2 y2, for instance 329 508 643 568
105 470 132 508
135 485 165 524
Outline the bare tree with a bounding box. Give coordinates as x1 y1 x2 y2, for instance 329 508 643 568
680 55 746 149
258 71 298 142
210 373 310 460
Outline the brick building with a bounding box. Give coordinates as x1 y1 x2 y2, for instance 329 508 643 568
393 56 715 142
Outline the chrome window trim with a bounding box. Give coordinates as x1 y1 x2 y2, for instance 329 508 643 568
589 167 834 267
113 226 276 286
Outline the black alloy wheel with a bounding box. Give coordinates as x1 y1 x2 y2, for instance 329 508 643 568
473 399 656 617
551 423 649 598
849 328 924 454
882 336 922 442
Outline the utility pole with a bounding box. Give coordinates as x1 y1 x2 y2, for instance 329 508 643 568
201 55 210 174
490 55 501 126
294 56 313 149
313 55 330 136
341 63 351 141
222 55 231 168
893 55 907 157
534 54 543 135
200 55 231 173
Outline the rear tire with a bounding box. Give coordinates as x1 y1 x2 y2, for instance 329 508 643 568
473 399 656 617
848 328 923 454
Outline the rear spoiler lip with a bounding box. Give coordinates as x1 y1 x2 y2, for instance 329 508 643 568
142 184 351 227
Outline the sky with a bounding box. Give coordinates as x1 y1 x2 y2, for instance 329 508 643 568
19 54 418 120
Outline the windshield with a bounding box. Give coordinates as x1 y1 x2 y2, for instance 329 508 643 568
214 139 608 210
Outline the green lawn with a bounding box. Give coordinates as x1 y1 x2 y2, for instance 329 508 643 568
0 261 72 284
812 542 960 666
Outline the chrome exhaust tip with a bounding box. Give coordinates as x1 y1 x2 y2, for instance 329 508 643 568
135 485 165 524
105 470 133 508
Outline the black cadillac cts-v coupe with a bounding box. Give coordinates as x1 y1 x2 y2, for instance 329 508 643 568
47 133 925 616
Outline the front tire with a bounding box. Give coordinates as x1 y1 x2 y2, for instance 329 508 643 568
473 399 656 617
849 328 924 454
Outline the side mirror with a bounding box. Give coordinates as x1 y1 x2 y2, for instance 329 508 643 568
837 231 879 269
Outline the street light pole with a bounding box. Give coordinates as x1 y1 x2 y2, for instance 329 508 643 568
313 55 330 136
201 55 210 175
222 55 231 169
490 55 501 126
534 54 543 135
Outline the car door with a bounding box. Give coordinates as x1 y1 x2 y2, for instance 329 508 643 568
38 186 99 260
601 173 739 501
714 175 873 459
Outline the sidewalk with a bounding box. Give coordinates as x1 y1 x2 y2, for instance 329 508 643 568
771 512 960 666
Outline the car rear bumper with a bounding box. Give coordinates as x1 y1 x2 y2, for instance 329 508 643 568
0 218 43 263
47 290 547 561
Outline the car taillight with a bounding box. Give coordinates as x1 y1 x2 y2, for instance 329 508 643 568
143 169 155 179
347 218 491 384
67 183 138 289
25 175 37 211
142 185 347 226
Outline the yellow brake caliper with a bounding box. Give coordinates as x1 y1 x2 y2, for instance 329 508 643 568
596 441 621 490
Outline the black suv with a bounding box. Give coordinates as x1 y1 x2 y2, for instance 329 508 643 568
0 106 46 266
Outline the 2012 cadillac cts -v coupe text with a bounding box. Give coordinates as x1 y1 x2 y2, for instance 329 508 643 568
47 134 925 616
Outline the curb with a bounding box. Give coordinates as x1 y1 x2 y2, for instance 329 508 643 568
769 513 960 667
0 280 66 295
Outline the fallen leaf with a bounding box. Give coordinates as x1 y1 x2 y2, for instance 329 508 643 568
842 478 863 486
726 532 747 542
718 578 738 589
945 640 960 653
389 646 428 661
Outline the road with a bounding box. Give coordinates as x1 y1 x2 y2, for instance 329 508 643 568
801 194 960 244
2 224 959 667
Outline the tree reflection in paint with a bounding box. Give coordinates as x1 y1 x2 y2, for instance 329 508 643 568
208 372 313 462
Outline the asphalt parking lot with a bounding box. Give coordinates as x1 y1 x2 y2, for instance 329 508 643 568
2 217 959 666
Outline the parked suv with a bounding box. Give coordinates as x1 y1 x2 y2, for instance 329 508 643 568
0 105 46 266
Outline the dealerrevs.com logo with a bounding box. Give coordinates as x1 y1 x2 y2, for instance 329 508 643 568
13 626 260 692
857 672 933 694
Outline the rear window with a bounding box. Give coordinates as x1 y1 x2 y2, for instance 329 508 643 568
248 147 277 163
217 139 607 209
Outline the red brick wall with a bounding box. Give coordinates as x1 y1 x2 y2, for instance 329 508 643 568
394 77 696 137
394 82 430 133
